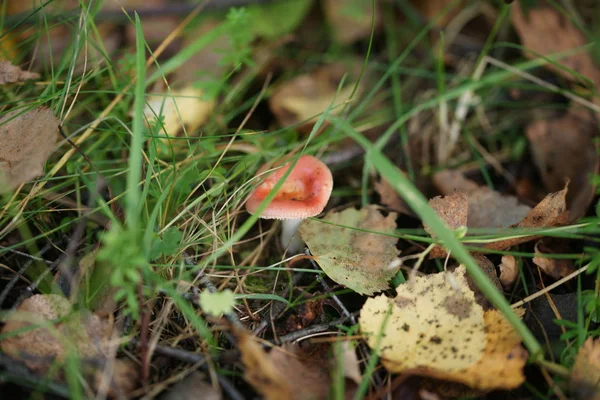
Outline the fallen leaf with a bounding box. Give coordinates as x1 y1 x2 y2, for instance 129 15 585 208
375 177 411 215
323 0 381 44
512 2 600 84
144 86 215 141
570 338 600 400
159 371 222 400
0 107 58 191
424 191 468 258
360 267 527 390
340 341 362 385
269 61 363 132
431 170 569 252
0 60 40 84
238 331 331 400
410 0 465 27
300 205 400 295
526 108 598 222
499 255 519 289
0 294 111 367
432 171 531 229
532 239 576 280
199 289 236 317
0 294 137 396
465 255 502 311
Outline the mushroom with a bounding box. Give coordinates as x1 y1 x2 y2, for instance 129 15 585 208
245 155 333 254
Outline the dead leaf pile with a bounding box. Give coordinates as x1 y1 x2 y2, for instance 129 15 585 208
300 205 400 295
360 267 527 392
429 170 568 254
570 338 600 400
0 294 137 396
0 107 58 191
269 61 364 132
238 330 360 400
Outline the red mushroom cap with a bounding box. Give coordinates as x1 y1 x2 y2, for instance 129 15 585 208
245 155 333 220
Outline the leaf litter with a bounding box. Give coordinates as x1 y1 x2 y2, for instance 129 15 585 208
0 107 58 191
0 60 40 84
360 267 527 391
300 205 400 295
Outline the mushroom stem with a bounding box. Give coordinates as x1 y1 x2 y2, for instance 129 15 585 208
280 219 304 254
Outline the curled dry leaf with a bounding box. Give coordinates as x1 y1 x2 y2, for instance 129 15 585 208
511 2 600 84
238 331 331 400
144 87 215 140
0 60 40 84
499 255 519 289
532 239 576 280
424 191 467 258
570 338 600 400
269 61 363 132
323 0 381 45
431 170 568 252
299 205 400 295
0 107 58 191
526 108 599 222
0 294 137 396
360 267 527 391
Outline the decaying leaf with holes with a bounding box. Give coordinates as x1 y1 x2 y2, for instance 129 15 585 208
360 267 527 391
0 60 40 84
300 205 399 295
0 107 58 191
0 294 138 396
570 338 600 400
269 61 363 132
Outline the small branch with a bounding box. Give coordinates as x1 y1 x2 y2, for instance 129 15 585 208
276 312 358 344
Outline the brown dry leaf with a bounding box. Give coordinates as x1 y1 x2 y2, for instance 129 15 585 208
499 255 519 289
1 294 137 396
532 239 576 280
431 170 568 252
375 177 411 215
0 60 39 84
424 191 468 258
300 205 400 295
570 338 600 400
269 61 363 132
410 0 465 27
0 294 111 370
0 107 58 191
465 255 502 311
512 2 600 84
323 0 381 45
360 268 527 390
159 371 222 400
238 331 331 400
526 108 598 222
432 171 531 229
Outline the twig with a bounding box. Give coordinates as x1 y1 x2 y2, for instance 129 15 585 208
0 353 70 398
511 263 590 308
276 312 359 344
0 244 52 308
141 341 244 400
252 271 305 336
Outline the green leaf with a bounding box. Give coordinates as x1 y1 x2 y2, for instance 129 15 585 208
199 289 237 317
300 205 400 295
150 228 183 260
246 0 314 39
